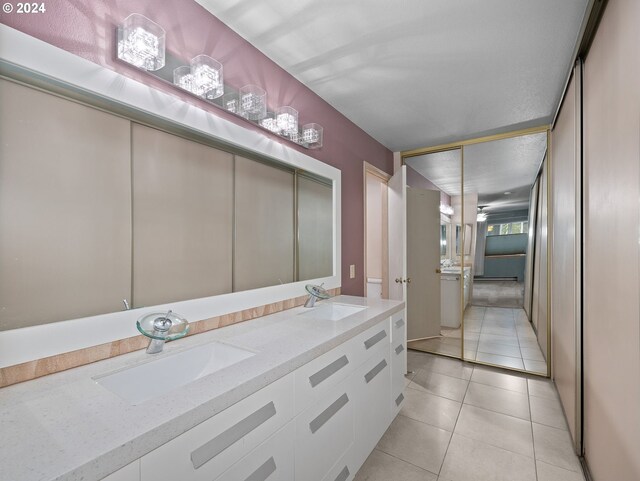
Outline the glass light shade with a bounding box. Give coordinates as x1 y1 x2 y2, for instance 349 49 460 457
117 14 165 71
302 123 323 149
239 85 267 120
439 203 454 216
477 213 487 222
191 55 224 99
276 106 298 136
173 66 195 93
259 112 281 133
222 92 239 114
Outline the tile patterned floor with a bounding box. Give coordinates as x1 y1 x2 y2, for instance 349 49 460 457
408 307 547 375
354 351 584 481
471 280 525 308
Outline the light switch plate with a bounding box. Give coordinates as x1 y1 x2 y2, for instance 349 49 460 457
349 264 356 279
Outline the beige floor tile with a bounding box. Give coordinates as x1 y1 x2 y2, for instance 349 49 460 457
477 341 522 358
484 308 515 320
476 351 525 370
463 350 477 360
536 460 586 481
439 434 536 481
527 378 558 400
532 423 582 472
409 370 469 402
478 333 520 347
401 387 462 431
454 404 534 457
423 354 474 380
377 415 451 474
354 449 438 481
520 347 545 361
519 339 543 350
481 326 518 337
408 350 435 371
530 395 568 430
470 367 528 393
464 381 530 420
461 331 480 341
523 358 547 374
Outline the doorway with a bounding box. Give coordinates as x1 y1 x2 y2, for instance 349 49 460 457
364 162 390 299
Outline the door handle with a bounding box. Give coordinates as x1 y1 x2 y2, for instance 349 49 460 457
435 268 441 274
405 278 412 284
395 278 403 283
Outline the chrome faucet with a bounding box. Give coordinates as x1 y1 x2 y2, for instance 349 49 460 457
146 313 173 354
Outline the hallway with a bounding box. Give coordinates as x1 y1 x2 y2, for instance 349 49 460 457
355 350 583 481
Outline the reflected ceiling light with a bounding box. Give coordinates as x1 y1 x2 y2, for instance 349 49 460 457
117 14 165 71
504 191 512 195
439 203 454 216
477 207 487 222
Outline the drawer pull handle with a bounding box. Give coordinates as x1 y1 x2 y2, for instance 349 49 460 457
309 393 349 434
395 344 405 355
364 359 388 384
335 465 350 481
191 401 277 469
364 330 387 350
245 456 277 481
395 318 405 328
395 393 404 406
309 355 349 388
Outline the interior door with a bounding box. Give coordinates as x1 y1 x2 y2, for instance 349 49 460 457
387 166 406 303
406 188 442 340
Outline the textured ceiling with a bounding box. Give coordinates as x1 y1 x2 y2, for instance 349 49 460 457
406 132 547 213
196 0 588 151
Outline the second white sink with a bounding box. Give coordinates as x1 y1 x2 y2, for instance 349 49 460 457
94 342 255 405
299 303 367 321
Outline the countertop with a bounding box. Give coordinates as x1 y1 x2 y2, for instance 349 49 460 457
0 295 404 481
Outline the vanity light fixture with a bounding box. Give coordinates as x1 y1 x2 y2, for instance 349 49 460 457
116 15 323 149
276 106 298 137
439 203 454 216
302 123 323 149
222 92 239 114
239 85 267 120
191 55 224 99
117 14 165 71
259 111 281 133
173 65 195 93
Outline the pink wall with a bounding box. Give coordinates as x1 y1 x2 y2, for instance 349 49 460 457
0 0 393 295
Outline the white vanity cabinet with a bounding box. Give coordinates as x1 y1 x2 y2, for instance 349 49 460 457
128 309 405 481
390 311 407 417
101 461 140 481
140 374 295 481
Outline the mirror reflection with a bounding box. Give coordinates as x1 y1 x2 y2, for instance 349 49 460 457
0 79 334 331
403 132 549 375
462 132 548 374
404 148 463 359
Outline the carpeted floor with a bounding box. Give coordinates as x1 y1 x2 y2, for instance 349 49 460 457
471 280 524 308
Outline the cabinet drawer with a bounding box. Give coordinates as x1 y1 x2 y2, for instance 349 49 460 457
353 319 390 365
391 310 406 345
294 337 357 415
141 374 294 481
320 446 355 481
353 350 391 468
295 377 355 481
216 422 294 481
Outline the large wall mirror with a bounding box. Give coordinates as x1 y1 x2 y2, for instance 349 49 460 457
0 27 340 368
402 130 550 376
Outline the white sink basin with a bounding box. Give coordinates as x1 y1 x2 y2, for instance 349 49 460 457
299 303 367 321
94 342 255 405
